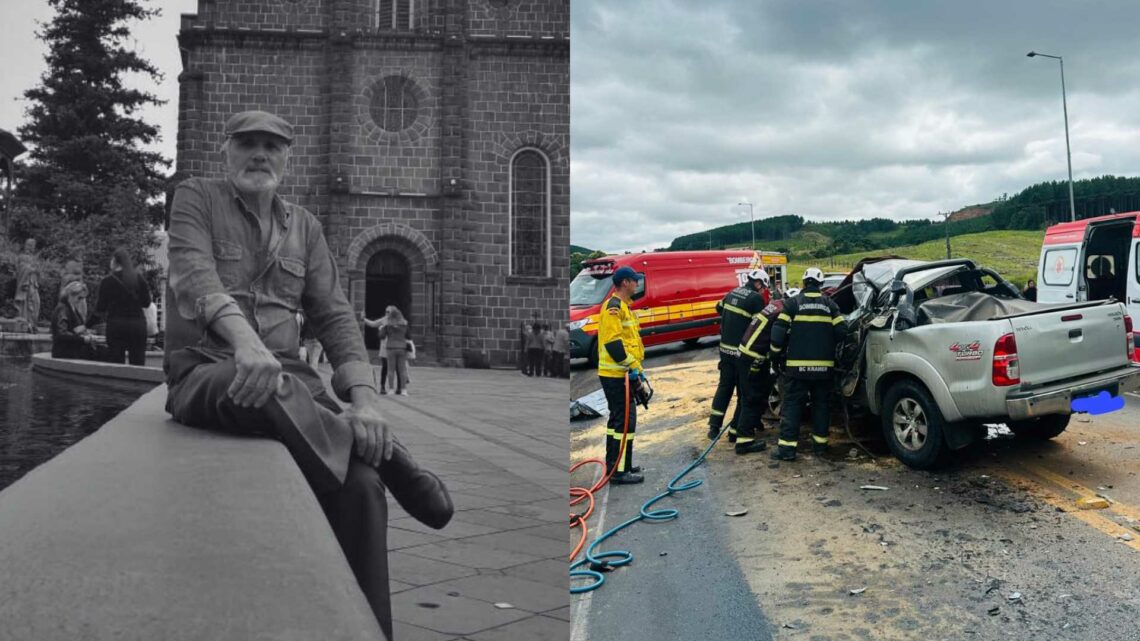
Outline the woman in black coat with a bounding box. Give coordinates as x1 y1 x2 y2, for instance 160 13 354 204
52 281 97 360
95 248 152 366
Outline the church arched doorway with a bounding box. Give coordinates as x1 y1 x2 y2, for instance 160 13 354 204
364 249 411 350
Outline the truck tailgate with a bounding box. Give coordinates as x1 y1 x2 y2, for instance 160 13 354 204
1007 302 1129 388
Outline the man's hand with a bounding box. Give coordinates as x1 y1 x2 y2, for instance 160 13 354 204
346 389 393 468
74 325 86 334
228 341 282 408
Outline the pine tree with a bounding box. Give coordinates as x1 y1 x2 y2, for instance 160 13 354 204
14 0 167 268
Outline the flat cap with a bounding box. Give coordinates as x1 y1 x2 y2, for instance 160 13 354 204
224 110 294 144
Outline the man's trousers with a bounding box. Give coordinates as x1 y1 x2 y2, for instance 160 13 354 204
776 376 832 454
600 375 635 473
709 353 760 440
165 348 392 640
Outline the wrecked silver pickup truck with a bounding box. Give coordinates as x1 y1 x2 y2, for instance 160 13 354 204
828 258 1140 469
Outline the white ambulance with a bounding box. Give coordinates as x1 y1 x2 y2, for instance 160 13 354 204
1036 211 1140 359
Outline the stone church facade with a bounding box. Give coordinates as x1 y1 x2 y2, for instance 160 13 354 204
175 0 569 367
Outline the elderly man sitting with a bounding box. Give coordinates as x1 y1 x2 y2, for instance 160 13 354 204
164 110 452 638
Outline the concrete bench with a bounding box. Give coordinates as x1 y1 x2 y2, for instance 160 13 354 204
0 386 385 640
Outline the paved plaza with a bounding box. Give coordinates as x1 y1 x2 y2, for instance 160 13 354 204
321 364 568 641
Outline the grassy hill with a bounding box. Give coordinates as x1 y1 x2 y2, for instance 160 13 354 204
783 230 1045 290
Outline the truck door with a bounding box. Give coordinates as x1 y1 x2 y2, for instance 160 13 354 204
1128 233 1140 320
1037 243 1079 303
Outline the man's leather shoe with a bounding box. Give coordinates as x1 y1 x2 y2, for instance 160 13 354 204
378 437 454 529
610 471 644 485
735 440 768 455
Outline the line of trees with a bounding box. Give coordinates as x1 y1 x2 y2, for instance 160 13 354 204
666 175 1140 258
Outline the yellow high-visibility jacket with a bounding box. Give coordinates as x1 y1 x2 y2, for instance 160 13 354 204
597 295 644 378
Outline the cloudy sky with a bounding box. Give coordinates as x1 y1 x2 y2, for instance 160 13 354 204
571 0 1140 253
1 0 198 163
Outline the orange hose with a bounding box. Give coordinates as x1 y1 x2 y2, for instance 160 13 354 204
569 376 633 561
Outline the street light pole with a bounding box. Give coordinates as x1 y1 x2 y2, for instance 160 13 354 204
738 201 755 249
1027 51 1076 222
938 211 952 259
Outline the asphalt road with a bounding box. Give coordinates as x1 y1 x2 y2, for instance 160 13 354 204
570 341 1140 640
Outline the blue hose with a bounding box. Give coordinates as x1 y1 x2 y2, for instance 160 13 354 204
569 424 728 594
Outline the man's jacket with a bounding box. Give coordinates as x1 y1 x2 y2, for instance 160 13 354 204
769 287 846 380
597 295 643 378
715 285 766 356
166 177 374 401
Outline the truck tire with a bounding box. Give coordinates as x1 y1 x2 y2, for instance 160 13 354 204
682 337 702 347
767 376 783 418
1007 414 1070 440
881 380 947 470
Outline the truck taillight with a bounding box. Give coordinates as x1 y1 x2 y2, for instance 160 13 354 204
992 333 1020 387
1126 315 1140 363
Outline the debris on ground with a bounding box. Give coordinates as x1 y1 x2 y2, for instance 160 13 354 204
1078 440 1089 445
494 602 515 609
860 485 889 491
1118 533 1134 542
1076 497 1110 510
849 587 867 595
987 606 1000 616
725 509 749 517
1007 592 1022 602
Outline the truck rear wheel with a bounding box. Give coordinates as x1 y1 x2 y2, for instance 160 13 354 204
881 380 947 470
682 337 702 347
1007 414 1070 440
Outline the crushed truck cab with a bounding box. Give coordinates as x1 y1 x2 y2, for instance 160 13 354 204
834 258 1140 469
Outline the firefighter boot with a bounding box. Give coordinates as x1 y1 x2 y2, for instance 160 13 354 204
379 437 455 530
610 471 645 485
734 439 768 455
770 444 797 461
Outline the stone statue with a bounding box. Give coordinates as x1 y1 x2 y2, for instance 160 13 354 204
14 238 40 333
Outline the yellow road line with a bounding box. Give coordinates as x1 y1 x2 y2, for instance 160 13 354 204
993 466 1140 552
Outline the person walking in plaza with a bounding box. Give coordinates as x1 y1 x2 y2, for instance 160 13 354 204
525 322 545 377
542 322 555 376
598 266 648 484
15 238 41 333
363 310 391 394
553 323 570 378
164 110 451 639
378 306 412 396
707 268 771 454
769 267 847 461
95 248 152 366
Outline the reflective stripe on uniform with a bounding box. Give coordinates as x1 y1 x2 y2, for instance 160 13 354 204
777 439 798 448
621 320 637 327
832 316 844 325
792 315 833 323
804 292 821 297
719 343 741 353
787 359 835 367
722 303 760 319
598 362 630 374
812 434 829 444
740 346 761 359
710 409 725 416
735 436 755 444
607 430 635 440
770 344 782 353
777 313 792 322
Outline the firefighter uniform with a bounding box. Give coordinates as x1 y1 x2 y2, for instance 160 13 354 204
769 281 847 459
708 283 768 445
598 290 645 478
738 297 785 432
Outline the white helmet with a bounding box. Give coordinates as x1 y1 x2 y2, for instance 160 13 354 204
803 267 825 284
746 268 770 287
785 287 801 298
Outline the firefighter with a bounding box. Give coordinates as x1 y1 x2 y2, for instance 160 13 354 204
736 289 786 441
707 268 770 455
598 266 648 484
769 267 847 461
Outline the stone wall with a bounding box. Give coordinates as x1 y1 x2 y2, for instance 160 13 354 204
177 0 568 367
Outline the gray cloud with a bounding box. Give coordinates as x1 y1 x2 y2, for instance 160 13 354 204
571 0 1140 252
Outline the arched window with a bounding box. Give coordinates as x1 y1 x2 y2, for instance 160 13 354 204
510 149 550 277
376 0 415 31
